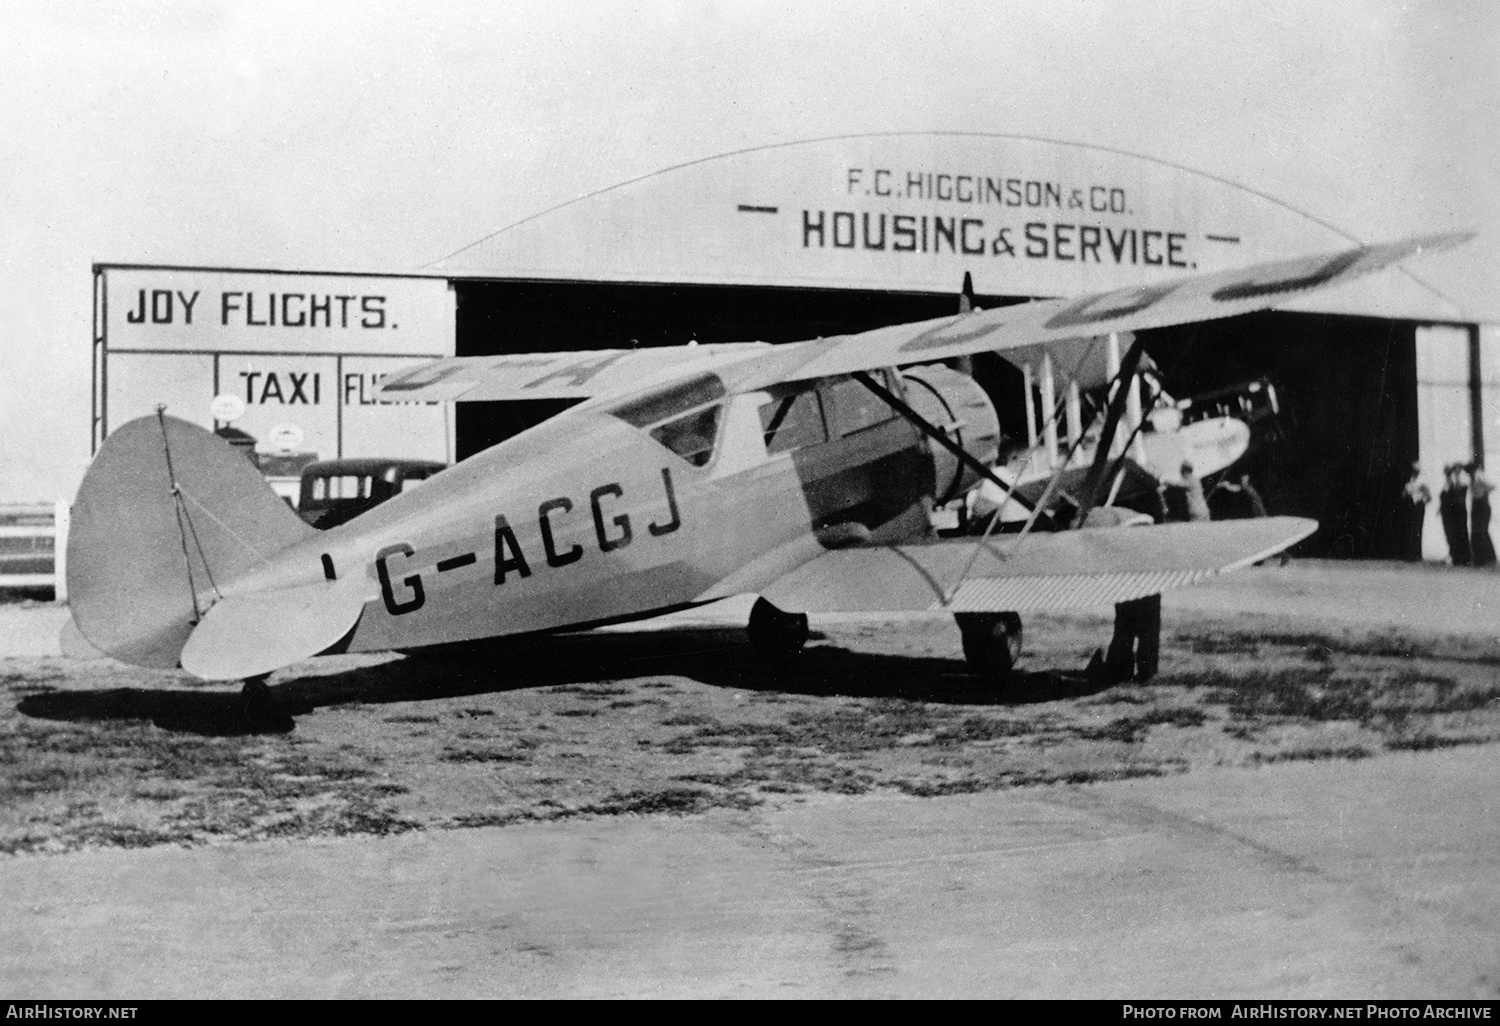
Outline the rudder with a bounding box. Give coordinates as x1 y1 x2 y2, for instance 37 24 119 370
67 413 315 668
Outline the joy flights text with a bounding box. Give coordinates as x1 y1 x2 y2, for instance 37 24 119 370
1122 1008 1491 1020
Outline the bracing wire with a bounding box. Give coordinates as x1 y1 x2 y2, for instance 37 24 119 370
155 406 222 622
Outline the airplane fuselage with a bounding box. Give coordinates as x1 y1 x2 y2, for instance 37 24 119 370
237 371 941 653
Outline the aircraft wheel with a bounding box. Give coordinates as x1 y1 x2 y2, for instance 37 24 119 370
748 597 809 658
956 611 1023 679
240 675 274 723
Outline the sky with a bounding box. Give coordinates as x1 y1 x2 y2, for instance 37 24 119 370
2 0 1497 500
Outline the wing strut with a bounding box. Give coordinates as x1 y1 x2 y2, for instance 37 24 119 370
853 352 1139 606
1070 336 1148 528
852 366 1078 605
850 371 1039 514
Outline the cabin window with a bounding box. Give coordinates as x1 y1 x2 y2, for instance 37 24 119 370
825 376 896 437
759 389 828 454
650 406 721 467
612 374 725 428
611 374 726 467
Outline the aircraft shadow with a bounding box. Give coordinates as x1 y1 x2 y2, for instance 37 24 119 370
18 625 1112 737
18 686 298 737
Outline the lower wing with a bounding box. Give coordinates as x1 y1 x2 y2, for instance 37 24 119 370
760 517 1315 613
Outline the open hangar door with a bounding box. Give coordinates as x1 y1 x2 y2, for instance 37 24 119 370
451 277 1418 559
1138 311 1419 560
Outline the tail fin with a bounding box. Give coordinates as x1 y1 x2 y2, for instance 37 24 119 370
67 413 315 669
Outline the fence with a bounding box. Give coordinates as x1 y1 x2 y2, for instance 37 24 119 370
0 501 68 599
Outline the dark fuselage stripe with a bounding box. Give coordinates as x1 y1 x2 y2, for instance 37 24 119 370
436 553 478 572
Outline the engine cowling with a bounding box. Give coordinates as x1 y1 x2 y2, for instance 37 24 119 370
899 364 1001 503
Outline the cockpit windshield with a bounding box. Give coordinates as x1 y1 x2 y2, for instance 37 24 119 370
610 374 726 467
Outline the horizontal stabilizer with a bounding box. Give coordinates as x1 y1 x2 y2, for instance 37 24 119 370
1139 417 1250 482
761 517 1316 613
180 577 369 681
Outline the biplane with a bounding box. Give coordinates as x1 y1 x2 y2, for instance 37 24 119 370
65 233 1468 706
957 353 1255 531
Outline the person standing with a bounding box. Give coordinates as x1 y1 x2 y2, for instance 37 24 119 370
1439 463 1472 567
1469 461 1496 568
1402 462 1432 562
1102 591 1162 683
1095 463 1207 685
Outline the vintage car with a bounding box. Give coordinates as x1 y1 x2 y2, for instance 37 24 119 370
296 457 447 530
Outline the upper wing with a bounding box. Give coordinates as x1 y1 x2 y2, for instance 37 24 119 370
378 232 1469 405
375 342 771 402
726 232 1472 391
760 517 1317 613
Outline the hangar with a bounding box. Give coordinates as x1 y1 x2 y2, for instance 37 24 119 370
94 133 1492 560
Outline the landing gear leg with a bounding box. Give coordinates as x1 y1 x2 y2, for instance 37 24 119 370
956 611 1023 680
748 597 809 658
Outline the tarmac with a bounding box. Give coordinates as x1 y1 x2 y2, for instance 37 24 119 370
1 744 1497 998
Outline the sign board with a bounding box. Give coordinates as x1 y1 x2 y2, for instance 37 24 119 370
434 133 1466 322
94 267 455 464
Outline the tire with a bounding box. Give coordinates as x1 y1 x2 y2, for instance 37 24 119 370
956 611 1023 679
748 597 810 658
241 676 274 724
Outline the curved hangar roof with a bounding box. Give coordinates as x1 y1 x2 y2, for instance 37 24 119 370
434 133 1464 322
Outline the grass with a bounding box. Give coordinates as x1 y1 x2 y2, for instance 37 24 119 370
440 747 526 763
1247 745 1373 765
0 707 420 854
1199 665 1499 729
4 609 1499 854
